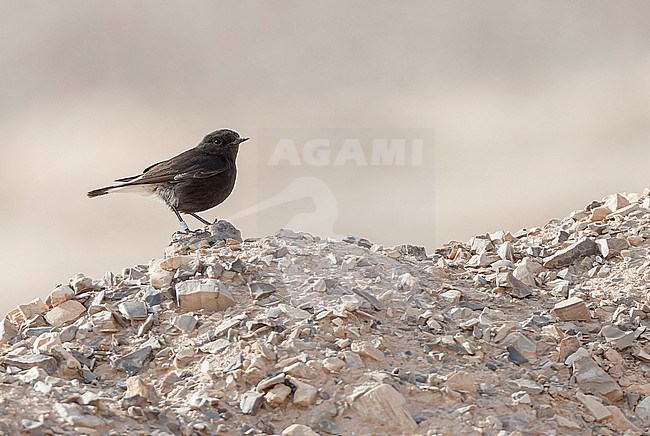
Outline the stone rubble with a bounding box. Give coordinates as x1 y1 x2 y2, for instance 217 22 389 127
0 197 648 434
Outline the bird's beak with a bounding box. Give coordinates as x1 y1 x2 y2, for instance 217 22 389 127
236 137 250 145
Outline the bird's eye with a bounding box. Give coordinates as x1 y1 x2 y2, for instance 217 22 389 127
214 138 222 145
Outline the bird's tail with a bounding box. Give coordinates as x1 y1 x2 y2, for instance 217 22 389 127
88 182 156 198
87 186 117 198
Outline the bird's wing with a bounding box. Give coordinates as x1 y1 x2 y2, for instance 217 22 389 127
118 151 230 186
114 160 166 182
114 174 142 182
172 170 226 181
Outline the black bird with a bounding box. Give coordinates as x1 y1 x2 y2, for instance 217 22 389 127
88 129 249 231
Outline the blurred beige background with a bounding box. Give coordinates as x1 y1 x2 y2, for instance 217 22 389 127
1 1 650 316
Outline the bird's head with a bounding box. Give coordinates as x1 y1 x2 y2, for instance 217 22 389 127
199 129 249 156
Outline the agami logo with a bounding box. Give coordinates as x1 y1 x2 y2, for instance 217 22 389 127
267 138 425 166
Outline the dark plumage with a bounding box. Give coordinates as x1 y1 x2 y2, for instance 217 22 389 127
88 129 249 231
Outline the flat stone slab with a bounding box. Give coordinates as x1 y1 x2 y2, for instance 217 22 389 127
112 346 152 375
553 297 591 321
175 279 235 311
2 353 58 374
44 300 86 327
352 384 417 433
572 356 623 402
543 238 597 269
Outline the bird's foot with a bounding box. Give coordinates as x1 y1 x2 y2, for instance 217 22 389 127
179 221 191 233
188 213 212 227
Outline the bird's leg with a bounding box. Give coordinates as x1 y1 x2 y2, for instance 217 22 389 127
171 207 191 232
189 213 212 226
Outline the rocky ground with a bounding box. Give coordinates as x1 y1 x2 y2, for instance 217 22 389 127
2 192 650 435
